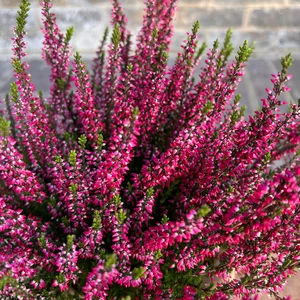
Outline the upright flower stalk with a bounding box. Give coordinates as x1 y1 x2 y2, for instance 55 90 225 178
0 0 299 299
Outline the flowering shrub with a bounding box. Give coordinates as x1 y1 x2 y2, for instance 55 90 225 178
0 0 299 299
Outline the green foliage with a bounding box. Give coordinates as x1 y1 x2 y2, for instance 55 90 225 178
97 133 104 150
69 182 78 194
0 273 16 291
152 27 158 39
5 94 16 140
263 152 271 163
68 150 77 166
132 266 146 280
127 62 133 73
234 93 241 105
202 100 214 115
78 134 87 149
12 58 23 74
227 185 235 193
74 52 85 71
0 116 11 138
116 208 127 224
15 0 30 36
235 40 255 63
92 210 102 230
197 204 211 218
62 215 69 227
230 109 240 126
38 233 46 248
10 82 19 103
194 41 207 62
111 24 121 48
217 28 234 69
160 257 211 299
65 26 74 44
240 105 246 117
105 253 117 271
67 235 75 250
192 20 200 35
55 155 63 164
161 214 169 224
57 78 66 90
281 53 293 78
132 106 139 121
213 39 220 51
146 187 154 198
157 178 181 208
113 194 122 206
154 249 163 261
103 27 109 42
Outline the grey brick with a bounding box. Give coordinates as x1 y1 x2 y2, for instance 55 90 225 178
0 32 13 55
1 0 108 7
70 27 109 53
25 59 51 96
174 8 244 29
245 59 275 102
201 30 276 55
178 0 210 2
51 8 105 31
231 30 276 52
235 71 260 116
282 58 300 102
2 0 42 8
276 30 300 49
250 8 300 28
0 30 44 56
169 30 190 54
123 6 144 29
0 57 13 88
215 0 282 3
0 9 38 33
55 0 111 5
25 31 44 54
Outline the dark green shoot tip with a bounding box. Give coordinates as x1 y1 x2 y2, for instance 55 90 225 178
234 93 241 105
213 39 220 51
65 26 74 44
152 27 158 40
111 24 121 48
281 53 293 69
74 51 82 62
192 20 200 35
127 63 133 73
219 28 234 66
10 82 19 103
281 53 293 77
15 0 30 36
0 116 11 138
103 27 109 40
235 40 255 63
194 41 207 62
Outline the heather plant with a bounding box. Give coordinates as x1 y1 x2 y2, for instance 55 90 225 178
0 0 299 299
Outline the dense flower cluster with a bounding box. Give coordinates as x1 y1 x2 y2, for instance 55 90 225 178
0 0 299 299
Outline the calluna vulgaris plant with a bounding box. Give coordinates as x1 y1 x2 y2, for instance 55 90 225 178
0 0 299 299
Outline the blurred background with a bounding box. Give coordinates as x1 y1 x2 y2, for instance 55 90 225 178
0 0 299 298
1 0 300 57
1 0 300 106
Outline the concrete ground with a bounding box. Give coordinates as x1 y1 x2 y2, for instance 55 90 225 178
0 55 299 298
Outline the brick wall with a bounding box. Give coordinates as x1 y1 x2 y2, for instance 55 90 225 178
0 0 300 58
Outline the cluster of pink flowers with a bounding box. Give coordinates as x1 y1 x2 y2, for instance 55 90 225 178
0 0 299 299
